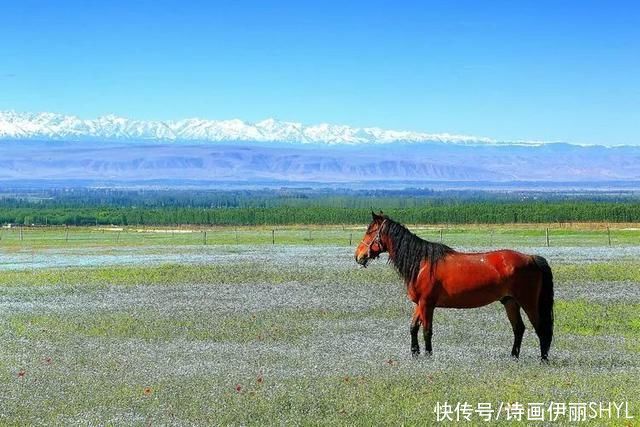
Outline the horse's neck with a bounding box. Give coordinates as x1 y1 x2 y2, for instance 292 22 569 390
384 229 437 284
383 227 416 260
381 233 397 260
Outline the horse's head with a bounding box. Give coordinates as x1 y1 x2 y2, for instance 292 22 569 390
355 211 389 267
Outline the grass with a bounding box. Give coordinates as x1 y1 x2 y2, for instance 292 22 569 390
555 262 640 282
556 300 640 337
2 223 640 249
0 262 376 288
7 310 315 344
2 259 640 287
0 236 639 424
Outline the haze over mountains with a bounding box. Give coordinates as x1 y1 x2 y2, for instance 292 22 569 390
1 111 639 188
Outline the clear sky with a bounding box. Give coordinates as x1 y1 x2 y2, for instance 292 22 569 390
1 0 639 144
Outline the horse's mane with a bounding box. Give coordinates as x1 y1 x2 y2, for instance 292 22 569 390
383 217 454 284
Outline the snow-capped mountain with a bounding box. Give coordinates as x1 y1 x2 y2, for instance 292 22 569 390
2 110 639 187
0 111 502 145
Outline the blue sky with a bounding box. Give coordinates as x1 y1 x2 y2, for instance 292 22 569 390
1 0 639 144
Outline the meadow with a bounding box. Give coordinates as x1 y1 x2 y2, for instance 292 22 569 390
0 225 638 425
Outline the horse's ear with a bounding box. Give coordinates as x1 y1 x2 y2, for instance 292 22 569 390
372 211 385 222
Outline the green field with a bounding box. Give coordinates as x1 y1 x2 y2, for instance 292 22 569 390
0 227 638 425
1 223 640 248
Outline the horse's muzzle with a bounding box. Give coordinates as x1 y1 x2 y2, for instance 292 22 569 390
355 254 369 267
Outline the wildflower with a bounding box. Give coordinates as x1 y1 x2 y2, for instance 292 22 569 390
235 384 242 393
257 375 264 384
17 369 26 378
143 387 153 396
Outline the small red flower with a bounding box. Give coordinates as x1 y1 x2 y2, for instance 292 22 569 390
44 357 52 365
235 384 242 392
256 375 264 384
143 386 153 396
17 369 26 378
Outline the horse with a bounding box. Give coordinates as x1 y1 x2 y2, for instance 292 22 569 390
355 212 554 361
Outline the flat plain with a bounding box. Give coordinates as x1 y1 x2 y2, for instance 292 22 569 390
0 226 638 425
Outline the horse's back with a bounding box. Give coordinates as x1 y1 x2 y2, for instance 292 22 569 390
426 249 536 308
441 249 534 277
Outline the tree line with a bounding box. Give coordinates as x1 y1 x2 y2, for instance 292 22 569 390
2 201 640 226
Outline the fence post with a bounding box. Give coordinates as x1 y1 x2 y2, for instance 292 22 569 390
545 227 550 247
204 231 207 245
439 229 443 243
607 226 611 246
20 226 24 241
349 232 353 246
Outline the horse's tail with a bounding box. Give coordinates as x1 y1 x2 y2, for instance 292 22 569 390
533 255 554 360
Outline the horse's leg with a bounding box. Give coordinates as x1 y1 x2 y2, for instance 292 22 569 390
410 305 421 357
518 297 548 362
421 303 435 356
501 297 525 359
514 261 554 362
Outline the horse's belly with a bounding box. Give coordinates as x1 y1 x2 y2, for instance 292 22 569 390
437 288 503 308
436 278 508 308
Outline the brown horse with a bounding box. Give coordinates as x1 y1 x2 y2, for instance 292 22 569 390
355 212 554 361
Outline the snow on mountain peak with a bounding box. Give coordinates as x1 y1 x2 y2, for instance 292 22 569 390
0 110 504 145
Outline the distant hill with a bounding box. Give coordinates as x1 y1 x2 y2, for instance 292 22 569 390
1 111 639 188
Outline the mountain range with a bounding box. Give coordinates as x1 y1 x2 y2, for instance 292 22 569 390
1 111 639 187
0 111 507 145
